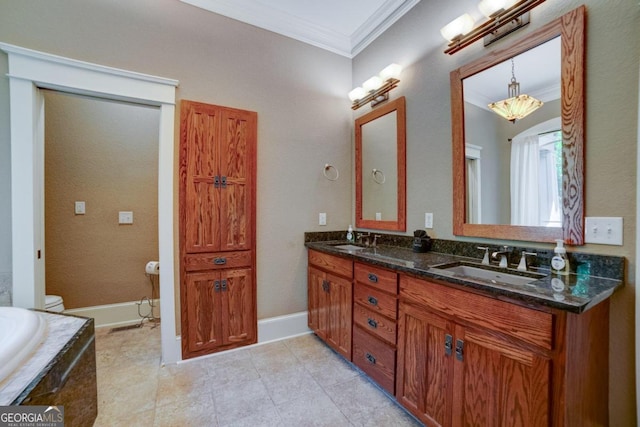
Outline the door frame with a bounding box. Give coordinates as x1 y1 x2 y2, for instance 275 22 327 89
0 43 181 363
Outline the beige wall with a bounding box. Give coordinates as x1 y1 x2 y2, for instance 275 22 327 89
43 91 159 309
353 0 639 424
0 0 353 319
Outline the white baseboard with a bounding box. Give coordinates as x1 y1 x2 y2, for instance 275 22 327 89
258 311 310 343
65 299 160 329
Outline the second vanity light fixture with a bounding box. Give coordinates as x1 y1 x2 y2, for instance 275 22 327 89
488 58 543 123
348 63 402 110
441 0 546 55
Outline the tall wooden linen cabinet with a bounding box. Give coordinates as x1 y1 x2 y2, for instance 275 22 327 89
179 100 257 359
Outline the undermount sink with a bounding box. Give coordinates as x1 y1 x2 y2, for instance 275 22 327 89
431 262 544 287
332 244 367 251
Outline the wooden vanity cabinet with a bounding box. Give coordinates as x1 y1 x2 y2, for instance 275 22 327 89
397 274 609 426
180 100 257 359
308 250 353 359
352 263 399 395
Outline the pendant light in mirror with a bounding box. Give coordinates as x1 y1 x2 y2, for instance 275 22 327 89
488 58 543 123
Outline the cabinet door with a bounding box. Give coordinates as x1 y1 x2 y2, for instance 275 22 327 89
218 108 256 252
326 272 352 359
451 326 551 427
307 266 323 335
220 267 256 346
184 271 222 353
396 302 453 427
182 101 221 253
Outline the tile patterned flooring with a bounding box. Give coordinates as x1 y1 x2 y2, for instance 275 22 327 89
93 323 421 426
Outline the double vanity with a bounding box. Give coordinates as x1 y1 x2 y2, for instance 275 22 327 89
306 233 622 426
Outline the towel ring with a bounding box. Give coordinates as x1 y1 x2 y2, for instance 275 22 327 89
372 168 386 184
323 164 339 181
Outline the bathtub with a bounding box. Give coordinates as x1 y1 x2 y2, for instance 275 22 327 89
0 307 47 383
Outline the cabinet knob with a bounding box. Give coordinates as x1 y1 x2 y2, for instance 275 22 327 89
445 334 453 356
221 279 228 291
368 273 378 283
221 176 227 188
214 176 220 188
455 339 464 362
214 280 221 292
367 318 378 329
214 257 227 265
367 296 378 306
365 352 376 364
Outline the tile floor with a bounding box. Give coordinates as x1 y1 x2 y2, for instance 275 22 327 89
93 322 421 426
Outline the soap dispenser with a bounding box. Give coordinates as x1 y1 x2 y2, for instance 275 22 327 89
551 239 570 275
346 225 354 243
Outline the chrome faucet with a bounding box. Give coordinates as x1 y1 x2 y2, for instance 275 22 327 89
357 232 371 247
517 251 538 272
477 247 490 265
492 246 510 268
372 234 382 248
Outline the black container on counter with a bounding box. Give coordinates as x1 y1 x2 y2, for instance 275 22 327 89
412 230 432 253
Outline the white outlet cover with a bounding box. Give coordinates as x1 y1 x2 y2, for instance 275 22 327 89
584 217 623 245
74 201 85 215
319 212 327 226
425 212 433 229
375 212 382 221
119 211 134 224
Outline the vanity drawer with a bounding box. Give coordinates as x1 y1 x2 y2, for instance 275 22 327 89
355 263 397 294
353 325 396 395
308 250 353 279
400 275 553 350
353 304 397 345
184 251 252 271
354 284 397 319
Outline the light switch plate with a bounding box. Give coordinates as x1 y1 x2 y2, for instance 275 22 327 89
75 201 85 215
319 212 327 226
375 212 382 221
425 213 433 229
119 211 133 224
584 217 623 245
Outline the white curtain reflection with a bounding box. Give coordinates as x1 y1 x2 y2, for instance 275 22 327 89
510 118 563 227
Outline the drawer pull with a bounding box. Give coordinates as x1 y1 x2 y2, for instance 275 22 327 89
365 352 376 365
445 334 453 356
221 176 227 188
214 280 221 293
221 279 228 292
214 257 227 265
455 339 464 362
367 318 378 329
368 273 378 283
367 296 378 306
214 176 220 188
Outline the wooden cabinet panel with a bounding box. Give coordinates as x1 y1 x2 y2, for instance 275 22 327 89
400 275 553 350
396 301 453 426
309 250 353 278
354 283 397 319
353 326 396 395
180 100 257 359
307 255 353 360
184 251 252 272
353 303 396 345
355 262 397 294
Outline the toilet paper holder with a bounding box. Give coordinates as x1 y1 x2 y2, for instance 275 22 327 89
145 261 160 275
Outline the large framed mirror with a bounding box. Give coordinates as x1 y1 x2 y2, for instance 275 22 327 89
356 96 406 231
451 6 585 244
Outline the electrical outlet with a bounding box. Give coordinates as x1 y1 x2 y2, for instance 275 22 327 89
75 201 85 215
584 217 623 245
375 212 382 221
319 212 327 226
425 213 433 229
119 211 133 224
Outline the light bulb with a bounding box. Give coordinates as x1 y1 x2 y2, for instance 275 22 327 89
440 13 475 42
379 63 402 81
348 87 366 101
362 76 383 93
478 0 507 18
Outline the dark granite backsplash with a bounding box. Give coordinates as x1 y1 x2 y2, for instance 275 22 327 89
304 231 625 282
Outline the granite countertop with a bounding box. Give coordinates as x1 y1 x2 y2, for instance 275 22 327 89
306 240 624 314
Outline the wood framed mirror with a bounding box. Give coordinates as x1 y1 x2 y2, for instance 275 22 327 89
451 6 585 244
356 96 406 231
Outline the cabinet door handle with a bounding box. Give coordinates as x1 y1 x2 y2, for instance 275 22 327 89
213 257 227 265
444 334 453 356
221 280 228 292
214 280 221 293
367 296 378 306
365 352 376 364
455 339 464 362
367 318 378 329
367 273 378 283
221 176 227 188
322 280 329 293
214 176 220 188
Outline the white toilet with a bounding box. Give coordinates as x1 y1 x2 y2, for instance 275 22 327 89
45 295 65 313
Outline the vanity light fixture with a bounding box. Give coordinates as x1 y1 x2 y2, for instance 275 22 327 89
488 58 543 123
349 63 402 110
442 0 546 55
